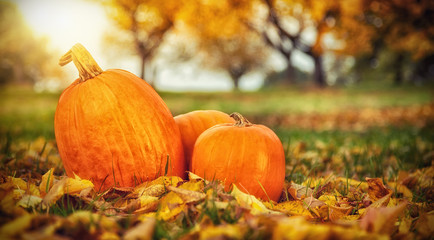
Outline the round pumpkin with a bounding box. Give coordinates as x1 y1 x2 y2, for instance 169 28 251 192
54 44 185 191
174 110 235 167
191 113 285 201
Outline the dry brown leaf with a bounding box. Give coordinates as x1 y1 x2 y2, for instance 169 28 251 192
366 178 392 202
359 201 408 235
287 183 313 200
123 195 159 214
166 185 206 204
328 205 353 222
132 184 166 199
364 192 393 214
42 178 67 207
123 217 156 240
103 186 133 200
413 210 434 239
303 196 326 209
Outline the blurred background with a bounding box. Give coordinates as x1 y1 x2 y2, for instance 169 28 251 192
1 0 433 179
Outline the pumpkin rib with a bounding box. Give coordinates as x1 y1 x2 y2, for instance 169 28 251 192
79 79 115 186
97 78 130 186
233 128 247 192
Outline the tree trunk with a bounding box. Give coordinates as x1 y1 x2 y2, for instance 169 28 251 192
285 52 295 84
139 55 146 81
313 55 326 87
394 53 404 85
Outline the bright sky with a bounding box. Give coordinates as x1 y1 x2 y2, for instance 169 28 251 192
15 0 113 68
14 0 307 91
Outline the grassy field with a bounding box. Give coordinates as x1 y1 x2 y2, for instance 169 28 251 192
1 84 432 139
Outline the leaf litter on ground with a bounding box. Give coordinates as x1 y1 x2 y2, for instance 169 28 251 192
0 104 433 239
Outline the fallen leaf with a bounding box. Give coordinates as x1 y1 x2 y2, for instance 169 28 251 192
8 177 40 196
414 210 434 239
0 214 33 238
103 186 133 200
272 201 313 217
123 217 156 240
158 192 185 221
42 176 94 207
199 224 246 239
287 183 313 200
166 185 206 204
366 178 392 202
123 195 159 214
17 195 42 209
231 185 281 215
359 201 408 235
39 168 55 196
132 184 166 199
328 204 353 222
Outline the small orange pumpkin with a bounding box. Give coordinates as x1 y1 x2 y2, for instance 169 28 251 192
54 44 185 191
174 110 235 167
191 113 285 201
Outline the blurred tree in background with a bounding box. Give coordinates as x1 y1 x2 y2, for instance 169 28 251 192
361 0 434 85
0 1 64 88
96 0 184 86
179 0 271 90
95 0 434 89
3 0 433 90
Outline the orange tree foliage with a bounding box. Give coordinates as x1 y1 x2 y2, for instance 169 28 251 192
259 0 434 85
178 0 271 90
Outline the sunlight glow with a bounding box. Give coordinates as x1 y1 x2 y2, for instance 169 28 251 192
15 0 110 66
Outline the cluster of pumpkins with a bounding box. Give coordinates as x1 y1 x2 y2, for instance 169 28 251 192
54 44 285 201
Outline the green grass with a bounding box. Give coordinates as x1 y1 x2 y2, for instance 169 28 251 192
1 84 432 140
279 125 434 183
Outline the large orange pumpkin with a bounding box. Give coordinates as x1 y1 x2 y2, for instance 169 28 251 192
54 44 185 191
174 110 235 167
191 113 285 201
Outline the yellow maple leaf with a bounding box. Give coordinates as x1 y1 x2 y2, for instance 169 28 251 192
231 185 281 215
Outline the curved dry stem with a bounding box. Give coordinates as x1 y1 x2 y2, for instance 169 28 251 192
230 112 253 127
59 43 103 82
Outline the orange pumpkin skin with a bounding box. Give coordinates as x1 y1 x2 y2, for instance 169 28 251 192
191 113 285 201
174 110 235 167
55 45 185 191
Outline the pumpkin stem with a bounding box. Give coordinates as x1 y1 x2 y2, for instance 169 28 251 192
230 112 253 127
59 43 103 82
